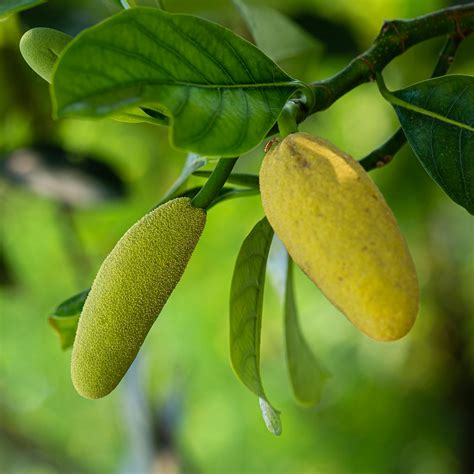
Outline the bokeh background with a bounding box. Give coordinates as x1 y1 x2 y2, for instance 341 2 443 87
1 0 473 473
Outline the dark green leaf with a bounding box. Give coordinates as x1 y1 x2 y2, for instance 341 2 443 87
230 217 281 435
158 153 207 205
285 260 329 406
51 7 302 157
193 170 259 189
0 0 45 16
234 0 322 65
391 75 474 214
48 289 89 349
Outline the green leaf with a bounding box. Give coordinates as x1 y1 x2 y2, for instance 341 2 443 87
267 237 328 407
158 153 208 206
0 0 45 16
389 75 474 214
208 186 258 208
193 170 259 189
51 7 302 157
234 0 322 65
230 217 281 435
285 260 329 406
48 289 89 350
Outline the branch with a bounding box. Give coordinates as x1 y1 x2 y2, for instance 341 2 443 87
359 34 462 171
309 3 474 114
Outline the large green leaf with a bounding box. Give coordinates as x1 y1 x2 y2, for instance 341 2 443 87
48 289 89 350
229 217 281 435
285 260 329 406
0 0 45 16
390 75 474 214
52 7 302 157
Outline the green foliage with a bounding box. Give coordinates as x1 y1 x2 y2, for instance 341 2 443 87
229 217 281 435
3 0 474 466
51 7 303 157
285 260 329 406
0 0 45 16
234 0 322 66
48 289 89 349
193 171 259 189
387 75 474 214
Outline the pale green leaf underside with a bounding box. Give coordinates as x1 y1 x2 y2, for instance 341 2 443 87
0 0 45 16
392 75 474 214
285 260 329 406
230 217 281 434
52 7 301 156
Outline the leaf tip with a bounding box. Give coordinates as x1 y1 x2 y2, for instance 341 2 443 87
259 398 282 436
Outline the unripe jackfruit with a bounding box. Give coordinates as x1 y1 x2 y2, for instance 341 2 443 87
19 28 72 83
260 133 418 341
71 197 206 399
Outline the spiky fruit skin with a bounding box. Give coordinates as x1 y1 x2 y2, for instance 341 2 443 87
71 197 206 399
260 133 419 341
19 28 72 83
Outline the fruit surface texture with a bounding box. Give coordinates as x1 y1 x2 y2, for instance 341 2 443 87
260 132 419 341
71 197 206 399
19 28 72 83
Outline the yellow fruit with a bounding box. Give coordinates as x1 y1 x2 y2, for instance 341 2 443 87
71 197 206 399
260 132 418 341
20 28 72 83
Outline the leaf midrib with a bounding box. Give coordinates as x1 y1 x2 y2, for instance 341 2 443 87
57 77 298 115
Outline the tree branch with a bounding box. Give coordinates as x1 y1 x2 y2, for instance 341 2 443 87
359 34 463 171
309 3 474 114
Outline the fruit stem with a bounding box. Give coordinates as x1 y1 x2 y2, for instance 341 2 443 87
191 157 238 209
278 101 299 138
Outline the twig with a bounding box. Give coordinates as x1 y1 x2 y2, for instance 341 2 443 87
359 34 463 171
308 3 474 114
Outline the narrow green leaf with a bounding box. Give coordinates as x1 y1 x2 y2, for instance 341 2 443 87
234 0 322 66
389 75 474 214
208 187 258 208
285 260 329 406
51 7 302 157
48 289 89 349
230 217 281 435
158 153 207 206
0 0 45 16
193 170 259 189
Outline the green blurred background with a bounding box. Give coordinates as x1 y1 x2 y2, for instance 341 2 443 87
1 0 473 473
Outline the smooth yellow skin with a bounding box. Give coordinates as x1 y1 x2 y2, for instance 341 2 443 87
260 133 419 341
71 198 206 399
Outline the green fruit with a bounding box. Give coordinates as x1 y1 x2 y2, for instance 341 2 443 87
260 132 419 341
71 197 206 399
19 28 72 83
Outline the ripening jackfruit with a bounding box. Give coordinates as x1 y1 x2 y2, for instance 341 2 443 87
19 28 72 83
71 197 206 399
260 132 419 341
